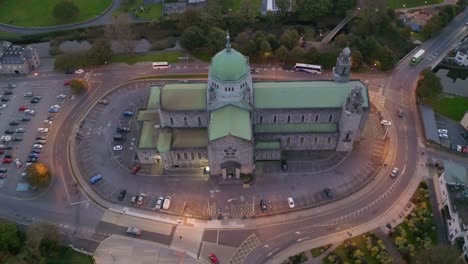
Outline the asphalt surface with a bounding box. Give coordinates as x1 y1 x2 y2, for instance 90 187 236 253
0 8 465 264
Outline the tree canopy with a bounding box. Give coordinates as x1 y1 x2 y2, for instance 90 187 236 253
53 1 80 22
181 26 206 50
413 245 464 264
70 79 87 95
26 163 51 187
417 69 443 100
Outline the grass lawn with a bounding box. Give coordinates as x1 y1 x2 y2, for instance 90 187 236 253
387 0 443 9
47 247 93 264
191 49 212 62
0 0 112 27
113 0 143 17
136 3 163 20
111 52 184 64
0 31 18 37
310 244 332 258
426 95 468 121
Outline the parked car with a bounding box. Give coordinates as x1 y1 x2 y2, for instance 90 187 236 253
380 120 392 126
324 188 334 199
24 92 33 97
0 104 6 109
163 196 171 210
437 129 448 134
37 128 48 133
21 117 31 122
287 197 295 208
281 160 288 172
456 145 462 152
48 108 59 113
131 195 137 203
31 149 42 154
35 136 46 140
56 94 66 99
43 120 53 125
75 69 84 74
260 200 268 213
209 253 219 264
64 69 75 74
391 167 399 178
1 96 9 102
27 158 37 163
8 83 16 88
3 90 13 95
13 136 22 141
0 168 7 173
118 190 127 201
137 194 146 205
439 133 449 139
18 106 27 111
131 164 142 174
2 158 12 164
126 227 142 236
29 153 40 159
155 196 164 210
15 128 25 133
4 129 15 134
25 109 36 116
98 99 109 105
33 144 43 149
31 98 40 103
9 120 19 126
0 173 6 179
123 111 134 117
113 145 123 151
89 174 103 184
116 127 130 133
35 140 46 144
63 80 71 86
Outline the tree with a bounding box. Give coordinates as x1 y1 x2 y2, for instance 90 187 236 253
332 0 356 16
294 0 331 21
280 29 300 50
351 50 363 70
53 1 79 22
414 245 463 264
207 27 226 53
416 69 443 100
259 40 272 60
266 33 280 51
70 79 87 95
239 0 257 24
378 46 395 71
289 47 305 62
86 39 113 66
334 33 349 48
177 7 202 32
26 163 50 187
275 0 291 17
0 222 21 254
106 14 137 55
275 45 289 63
25 222 60 260
181 26 206 50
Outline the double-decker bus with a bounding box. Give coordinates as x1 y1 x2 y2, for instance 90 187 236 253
152 62 170 69
410 49 425 65
294 63 322 74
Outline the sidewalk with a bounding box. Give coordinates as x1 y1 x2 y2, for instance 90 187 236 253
395 0 458 12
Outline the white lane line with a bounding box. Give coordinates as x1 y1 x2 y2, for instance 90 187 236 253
267 248 279 257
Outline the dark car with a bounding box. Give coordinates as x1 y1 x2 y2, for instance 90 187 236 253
3 90 13 95
27 158 37 163
21 117 31 122
31 149 42 154
1 96 10 102
118 190 127 201
116 127 131 133
5 146 14 150
64 69 75 74
4 153 12 159
281 160 288 172
260 200 268 213
324 188 334 199
13 137 22 142
9 120 19 126
31 99 40 104
35 136 46 140
131 164 142 174
4 129 15 135
0 168 7 173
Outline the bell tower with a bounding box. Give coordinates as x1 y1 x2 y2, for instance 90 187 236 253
333 47 352 83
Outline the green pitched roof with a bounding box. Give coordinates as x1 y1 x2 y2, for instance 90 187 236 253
138 121 158 149
210 48 248 81
161 83 206 111
157 130 172 153
147 86 160 109
254 123 337 134
137 109 160 122
255 141 281 150
209 105 252 141
172 128 208 148
253 81 369 109
444 161 468 185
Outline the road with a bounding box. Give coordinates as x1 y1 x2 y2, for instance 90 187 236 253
0 8 466 263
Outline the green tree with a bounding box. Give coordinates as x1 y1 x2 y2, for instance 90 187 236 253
259 40 272 60
181 26 206 50
289 47 305 62
334 33 349 48
280 29 300 50
53 1 79 22
305 47 320 63
70 79 87 95
26 163 51 187
275 45 289 63
25 222 60 260
177 7 202 32
351 50 363 70
86 39 113 66
332 0 356 16
294 0 331 21
416 69 443 100
239 0 258 24
0 222 21 254
414 245 463 264
266 33 280 51
207 27 226 53
275 0 291 17
378 46 395 71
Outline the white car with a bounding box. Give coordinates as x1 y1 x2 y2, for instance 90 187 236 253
113 145 123 151
37 128 48 133
24 109 36 115
15 158 21 168
439 133 448 139
56 94 66 99
75 69 84 74
163 196 171 210
24 92 33 97
457 145 462 152
0 104 6 109
43 120 53 125
3 135 11 142
50 104 61 109
155 196 164 210
287 197 295 208
437 129 448 134
380 120 392 126
33 144 43 149
391 167 399 178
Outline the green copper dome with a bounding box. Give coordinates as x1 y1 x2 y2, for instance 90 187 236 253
210 48 248 81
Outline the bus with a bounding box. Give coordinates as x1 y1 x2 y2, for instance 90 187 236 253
152 62 170 69
410 49 425 65
294 63 322 74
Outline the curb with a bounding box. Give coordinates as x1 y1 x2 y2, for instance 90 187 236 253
0 0 115 34
14 174 56 201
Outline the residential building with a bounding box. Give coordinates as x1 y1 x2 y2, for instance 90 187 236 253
455 42 468 67
0 41 40 74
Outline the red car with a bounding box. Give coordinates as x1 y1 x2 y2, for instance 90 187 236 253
0 149 4 154
18 106 27 111
64 80 71 86
209 253 219 264
2 158 12 164
463 147 468 154
131 164 142 174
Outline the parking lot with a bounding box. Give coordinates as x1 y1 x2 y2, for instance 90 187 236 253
0 77 75 194
435 113 468 153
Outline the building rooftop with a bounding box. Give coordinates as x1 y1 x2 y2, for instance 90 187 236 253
137 109 160 122
254 123 338 134
146 86 160 109
444 161 468 185
447 186 468 225
209 105 252 141
138 121 159 149
253 81 369 109
172 128 208 148
254 140 281 150
160 83 206 111
157 130 172 153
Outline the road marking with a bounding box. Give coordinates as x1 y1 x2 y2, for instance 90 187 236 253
295 231 301 235
264 244 269 248
216 229 219 244
297 236 310 242
267 248 279 257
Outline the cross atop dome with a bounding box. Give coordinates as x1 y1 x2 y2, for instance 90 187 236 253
226 30 231 51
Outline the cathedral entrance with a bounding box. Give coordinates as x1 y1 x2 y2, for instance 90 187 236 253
221 161 241 179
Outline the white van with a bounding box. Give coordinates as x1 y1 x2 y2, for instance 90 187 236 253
163 196 171 210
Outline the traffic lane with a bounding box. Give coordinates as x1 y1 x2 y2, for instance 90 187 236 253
96 221 175 246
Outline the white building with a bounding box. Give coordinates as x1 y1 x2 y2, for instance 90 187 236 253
455 43 468 67
435 161 468 261
0 41 40 75
266 0 292 12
